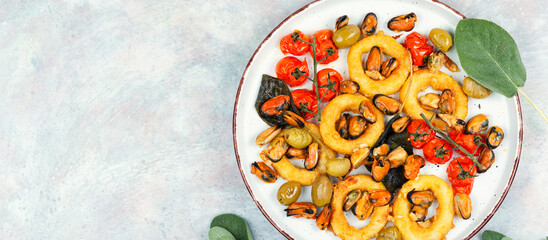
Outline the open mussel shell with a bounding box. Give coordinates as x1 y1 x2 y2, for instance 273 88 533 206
360 12 377 37
344 189 362 211
454 193 472 220
284 202 318 219
348 115 368 139
368 189 392 207
465 114 489 134
387 12 416 32
407 189 434 207
304 142 319 170
486 126 504 149
477 147 495 173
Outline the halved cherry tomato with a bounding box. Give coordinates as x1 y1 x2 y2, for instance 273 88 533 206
449 130 483 156
291 89 317 120
310 30 339 64
406 119 436 149
447 156 477 195
275 56 309 87
315 68 342 102
422 138 454 164
280 30 311 56
403 32 433 66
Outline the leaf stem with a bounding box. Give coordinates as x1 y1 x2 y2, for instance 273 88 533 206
517 87 548 124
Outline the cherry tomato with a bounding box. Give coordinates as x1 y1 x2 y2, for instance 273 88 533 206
315 68 342 101
449 130 483 156
422 138 454 164
275 56 309 87
447 156 477 195
280 30 311 56
291 89 317 120
403 32 433 66
310 30 339 64
406 119 436 149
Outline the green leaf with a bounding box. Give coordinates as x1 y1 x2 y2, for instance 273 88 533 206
210 214 253 240
482 230 509 240
208 226 236 240
455 18 526 98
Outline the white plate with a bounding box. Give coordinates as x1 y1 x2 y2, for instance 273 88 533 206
233 0 522 239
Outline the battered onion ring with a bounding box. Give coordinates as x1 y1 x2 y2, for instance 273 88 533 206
399 69 468 128
393 175 454 240
270 122 335 185
347 31 411 97
330 175 390 240
320 94 384 155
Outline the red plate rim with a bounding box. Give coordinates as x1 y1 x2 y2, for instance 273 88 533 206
232 0 523 239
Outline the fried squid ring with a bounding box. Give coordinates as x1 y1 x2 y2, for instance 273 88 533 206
320 94 384 155
269 122 335 185
399 69 468 128
347 31 411 97
330 175 390 240
393 175 454 240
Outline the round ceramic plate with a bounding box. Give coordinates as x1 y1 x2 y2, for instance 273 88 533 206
233 0 522 239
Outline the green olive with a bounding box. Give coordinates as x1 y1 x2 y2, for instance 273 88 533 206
326 157 351 177
462 76 490 99
333 24 361 49
276 181 301 205
428 28 453 52
284 128 312 149
376 226 402 240
311 174 333 207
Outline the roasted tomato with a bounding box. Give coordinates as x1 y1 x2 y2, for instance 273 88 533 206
447 156 477 195
315 68 342 101
310 30 339 64
275 56 309 87
449 130 483 156
291 89 317 120
403 32 433 66
422 138 454 164
280 30 311 56
406 119 436 149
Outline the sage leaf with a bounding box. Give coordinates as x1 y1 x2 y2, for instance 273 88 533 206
482 230 509 240
455 18 526 98
210 214 253 240
208 226 236 240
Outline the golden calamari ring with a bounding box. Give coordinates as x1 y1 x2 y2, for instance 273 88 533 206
399 69 468 128
347 31 411 97
393 175 455 240
270 122 335 185
330 175 390 240
320 94 384 155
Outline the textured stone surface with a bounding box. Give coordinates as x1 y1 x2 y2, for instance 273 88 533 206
0 0 546 239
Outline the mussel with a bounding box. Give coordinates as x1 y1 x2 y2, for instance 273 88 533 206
305 142 319 170
360 12 377 37
439 89 456 114
285 147 307 159
334 15 349 32
409 205 428 222
284 202 317 219
340 80 360 95
368 189 392 207
359 100 377 124
350 146 372 168
373 94 401 115
365 46 384 80
352 192 374 220
437 113 465 131
348 115 368 139
427 52 444 72
391 116 411 133
465 114 489 134
387 146 408 168
344 189 362 211
404 155 423 180
266 136 289 162
486 126 504 149
255 125 282 146
336 113 350 139
380 57 398 78
372 156 391 182
454 193 472 220
419 93 440 111
407 190 435 208
387 13 417 32
251 161 278 183
261 95 291 116
316 205 332 230
477 147 495 173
